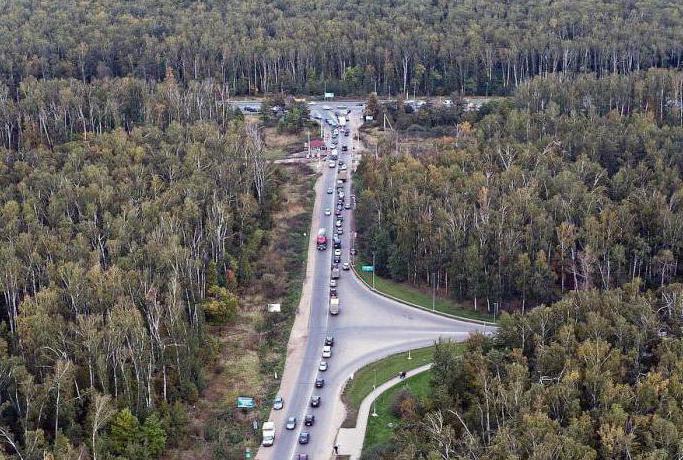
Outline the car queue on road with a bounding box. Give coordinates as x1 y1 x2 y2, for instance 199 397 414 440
263 106 355 459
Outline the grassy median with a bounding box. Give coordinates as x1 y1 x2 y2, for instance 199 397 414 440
363 370 432 452
355 265 495 323
342 345 435 427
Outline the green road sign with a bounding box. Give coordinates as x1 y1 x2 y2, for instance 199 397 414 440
362 265 374 272
236 397 255 409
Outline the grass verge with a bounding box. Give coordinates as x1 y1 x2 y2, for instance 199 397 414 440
355 265 495 323
341 345 435 428
363 370 432 452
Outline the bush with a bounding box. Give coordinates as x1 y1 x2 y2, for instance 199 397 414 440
203 286 238 325
389 389 416 419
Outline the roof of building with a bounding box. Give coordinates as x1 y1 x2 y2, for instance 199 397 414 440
310 139 326 149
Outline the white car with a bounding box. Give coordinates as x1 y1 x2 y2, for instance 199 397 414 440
341 164 347 170
334 249 342 257
335 220 342 228
324 208 331 216
328 161 336 168
342 262 350 271
319 361 328 371
339 191 345 199
322 346 332 358
330 279 337 287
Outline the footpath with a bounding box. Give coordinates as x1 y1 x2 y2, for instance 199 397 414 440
334 364 433 459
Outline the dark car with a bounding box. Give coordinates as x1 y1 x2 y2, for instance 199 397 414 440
310 396 321 407
325 336 334 346
315 377 325 388
304 414 315 426
350 248 357 255
298 432 310 445
342 144 348 150
330 287 337 297
334 255 341 264
296 455 309 460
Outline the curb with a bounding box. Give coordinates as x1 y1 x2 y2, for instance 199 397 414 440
350 264 496 327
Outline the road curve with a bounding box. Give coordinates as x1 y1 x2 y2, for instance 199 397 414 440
257 107 488 460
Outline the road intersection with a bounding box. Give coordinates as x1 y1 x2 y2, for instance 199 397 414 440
254 104 490 460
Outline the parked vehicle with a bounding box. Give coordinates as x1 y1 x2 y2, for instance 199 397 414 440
342 144 348 150
262 421 276 447
273 396 284 410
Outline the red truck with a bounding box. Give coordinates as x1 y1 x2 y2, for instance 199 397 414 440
317 228 328 250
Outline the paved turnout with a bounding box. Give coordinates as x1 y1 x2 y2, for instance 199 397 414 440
256 105 489 460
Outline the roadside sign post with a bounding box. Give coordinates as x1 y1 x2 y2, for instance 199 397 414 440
361 264 375 290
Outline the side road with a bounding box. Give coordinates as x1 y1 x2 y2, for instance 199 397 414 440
335 364 433 459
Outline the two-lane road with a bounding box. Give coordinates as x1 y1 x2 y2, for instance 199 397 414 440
257 106 490 460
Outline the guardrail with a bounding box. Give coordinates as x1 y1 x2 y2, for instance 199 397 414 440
350 264 497 327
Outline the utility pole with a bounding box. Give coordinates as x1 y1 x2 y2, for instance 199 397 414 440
372 252 376 290
307 130 311 158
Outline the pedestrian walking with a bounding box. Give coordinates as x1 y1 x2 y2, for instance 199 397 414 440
334 443 339 454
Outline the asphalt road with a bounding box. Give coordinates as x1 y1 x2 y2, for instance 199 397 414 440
257 106 489 460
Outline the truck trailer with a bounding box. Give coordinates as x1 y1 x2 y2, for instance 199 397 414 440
329 297 340 315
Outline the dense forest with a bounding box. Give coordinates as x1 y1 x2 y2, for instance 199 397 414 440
0 115 275 457
1 0 683 96
355 70 683 313
374 283 683 459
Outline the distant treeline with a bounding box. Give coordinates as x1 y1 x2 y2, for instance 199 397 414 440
1 0 683 96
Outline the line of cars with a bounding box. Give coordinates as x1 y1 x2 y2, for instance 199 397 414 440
268 334 335 460
264 122 353 459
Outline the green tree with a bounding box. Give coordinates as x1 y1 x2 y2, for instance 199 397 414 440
109 408 140 456
141 413 167 458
